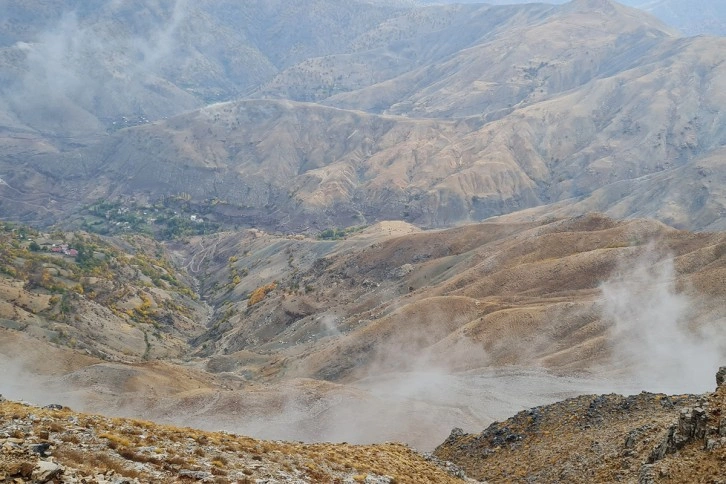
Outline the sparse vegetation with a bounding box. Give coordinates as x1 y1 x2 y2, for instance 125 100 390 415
77 198 222 240
318 225 366 240
0 221 201 356
248 282 277 307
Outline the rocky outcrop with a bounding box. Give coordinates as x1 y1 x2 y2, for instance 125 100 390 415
435 368 726 483
648 366 726 465
648 406 708 462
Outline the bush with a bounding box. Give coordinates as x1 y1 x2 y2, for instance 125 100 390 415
248 282 277 307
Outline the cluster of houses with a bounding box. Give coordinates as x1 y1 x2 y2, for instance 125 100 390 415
49 244 79 257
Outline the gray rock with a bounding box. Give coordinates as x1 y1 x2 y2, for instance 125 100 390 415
364 475 394 484
32 460 63 483
716 367 726 387
649 406 709 463
638 464 656 484
178 469 212 481
29 442 51 457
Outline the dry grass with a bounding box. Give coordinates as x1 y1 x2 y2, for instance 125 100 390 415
54 447 143 479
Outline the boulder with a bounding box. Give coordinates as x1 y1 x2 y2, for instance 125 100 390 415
32 460 63 483
716 367 726 387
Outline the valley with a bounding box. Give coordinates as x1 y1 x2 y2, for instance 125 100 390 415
0 0 725 481
0 214 724 453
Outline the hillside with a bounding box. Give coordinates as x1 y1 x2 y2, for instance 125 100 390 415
1 1 725 231
6 371 726 484
0 0 409 137
435 367 726 483
1 215 724 451
0 2 725 480
5 1 723 231
0 398 467 483
424 0 726 36
0 221 206 361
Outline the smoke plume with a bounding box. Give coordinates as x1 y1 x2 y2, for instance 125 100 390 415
601 251 725 394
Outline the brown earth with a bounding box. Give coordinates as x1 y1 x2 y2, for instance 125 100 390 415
2 214 721 451
0 398 468 483
435 368 726 483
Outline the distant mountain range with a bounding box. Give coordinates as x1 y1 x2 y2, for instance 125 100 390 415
1 0 725 231
420 0 726 36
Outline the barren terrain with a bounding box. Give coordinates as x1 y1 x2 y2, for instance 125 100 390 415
0 215 724 452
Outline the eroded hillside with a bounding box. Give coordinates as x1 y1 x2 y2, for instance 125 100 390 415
2 0 726 230
2 215 722 451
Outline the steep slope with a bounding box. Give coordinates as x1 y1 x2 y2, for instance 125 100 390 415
80 29 726 231
253 3 555 104
325 0 676 117
0 0 409 139
0 222 206 361
3 0 726 231
78 99 525 230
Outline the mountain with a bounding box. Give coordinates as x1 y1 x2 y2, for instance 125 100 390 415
421 0 726 36
1 215 724 449
263 1 676 116
0 1 725 477
76 28 726 231
2 1 726 231
0 0 409 140
621 0 726 36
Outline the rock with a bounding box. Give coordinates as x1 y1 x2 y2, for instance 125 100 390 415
648 425 676 463
638 464 656 484
677 407 707 444
364 475 394 484
29 442 52 457
706 438 721 451
716 367 726 387
649 406 709 463
43 404 64 411
178 469 212 481
32 460 63 483
7 461 34 479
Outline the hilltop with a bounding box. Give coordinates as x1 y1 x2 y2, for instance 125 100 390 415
435 368 726 483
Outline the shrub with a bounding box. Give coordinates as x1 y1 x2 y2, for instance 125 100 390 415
248 282 277 307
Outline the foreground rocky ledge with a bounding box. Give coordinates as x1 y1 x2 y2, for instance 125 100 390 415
0 397 470 484
435 368 726 483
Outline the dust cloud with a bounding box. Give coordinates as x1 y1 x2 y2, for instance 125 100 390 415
2 248 724 451
2 0 198 136
601 251 726 394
